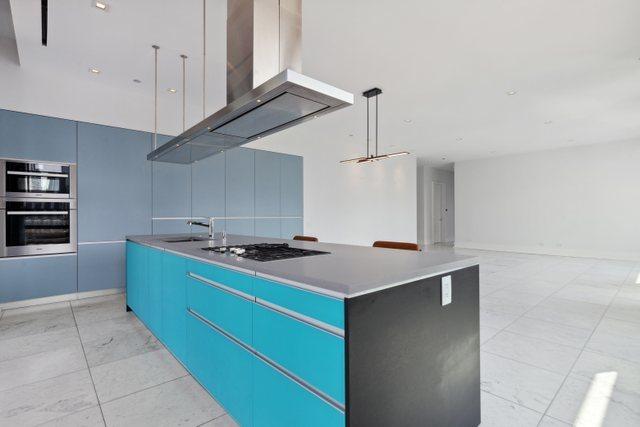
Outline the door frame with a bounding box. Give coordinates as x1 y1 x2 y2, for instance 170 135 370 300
431 181 445 244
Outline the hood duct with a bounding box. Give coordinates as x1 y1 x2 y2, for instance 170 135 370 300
148 0 354 164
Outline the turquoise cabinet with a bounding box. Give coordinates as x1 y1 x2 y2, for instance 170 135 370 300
186 276 253 345
253 304 345 404
126 242 147 315
253 277 344 329
253 355 345 427
127 244 346 427
161 252 187 363
147 248 164 337
187 313 253 427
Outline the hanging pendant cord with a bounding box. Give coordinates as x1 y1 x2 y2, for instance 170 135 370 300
366 97 370 158
202 0 206 119
375 93 379 157
152 45 159 149
181 54 187 132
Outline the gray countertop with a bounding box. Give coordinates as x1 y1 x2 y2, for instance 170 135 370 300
126 234 479 299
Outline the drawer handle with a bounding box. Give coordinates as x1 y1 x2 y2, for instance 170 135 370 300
255 298 344 338
188 272 254 301
186 308 345 413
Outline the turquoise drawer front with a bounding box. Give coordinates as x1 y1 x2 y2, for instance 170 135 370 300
253 304 345 404
187 259 254 296
186 275 253 345
162 252 187 364
253 354 344 427
187 313 253 427
253 277 344 330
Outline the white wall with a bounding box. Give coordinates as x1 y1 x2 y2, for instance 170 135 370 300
417 165 455 245
455 140 640 260
248 119 418 247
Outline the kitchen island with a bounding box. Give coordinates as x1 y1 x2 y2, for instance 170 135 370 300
126 234 480 427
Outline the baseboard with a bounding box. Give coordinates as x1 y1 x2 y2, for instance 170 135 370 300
454 242 640 262
0 288 124 311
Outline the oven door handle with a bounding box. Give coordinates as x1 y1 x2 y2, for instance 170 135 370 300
6 211 69 215
7 171 69 178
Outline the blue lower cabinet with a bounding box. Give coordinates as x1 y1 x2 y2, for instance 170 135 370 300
146 248 163 337
253 355 345 427
187 313 253 427
126 242 147 315
0 254 77 304
78 243 125 292
162 252 187 363
186 276 253 345
253 304 345 404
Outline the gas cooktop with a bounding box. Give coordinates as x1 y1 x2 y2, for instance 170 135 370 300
202 243 330 262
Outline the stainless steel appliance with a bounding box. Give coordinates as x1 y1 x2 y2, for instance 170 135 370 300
0 159 76 199
0 158 77 257
147 0 353 164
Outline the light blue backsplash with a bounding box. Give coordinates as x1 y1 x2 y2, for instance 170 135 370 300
0 108 303 303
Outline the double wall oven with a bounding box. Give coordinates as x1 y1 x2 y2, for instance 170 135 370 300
0 159 77 257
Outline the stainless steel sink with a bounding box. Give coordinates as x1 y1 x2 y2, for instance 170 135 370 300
162 236 209 243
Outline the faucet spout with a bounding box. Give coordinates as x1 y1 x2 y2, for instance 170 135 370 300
186 217 215 239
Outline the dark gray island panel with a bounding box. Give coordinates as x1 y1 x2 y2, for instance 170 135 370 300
345 265 480 427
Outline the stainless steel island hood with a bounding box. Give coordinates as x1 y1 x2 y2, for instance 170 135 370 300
148 0 354 164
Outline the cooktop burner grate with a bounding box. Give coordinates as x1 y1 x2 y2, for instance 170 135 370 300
202 243 330 262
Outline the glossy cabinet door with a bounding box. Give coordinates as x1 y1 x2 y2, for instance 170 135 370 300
187 313 253 427
162 251 187 363
146 247 163 337
252 304 345 404
126 242 147 316
253 355 345 427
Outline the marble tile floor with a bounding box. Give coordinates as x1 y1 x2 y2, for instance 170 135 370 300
0 249 639 426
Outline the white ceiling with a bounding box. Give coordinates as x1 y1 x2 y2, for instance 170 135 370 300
7 0 640 168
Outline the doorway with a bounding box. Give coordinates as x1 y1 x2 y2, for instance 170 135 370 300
432 181 445 244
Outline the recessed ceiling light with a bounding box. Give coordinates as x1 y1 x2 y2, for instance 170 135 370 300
133 79 141 83
256 99 262 103
94 1 108 11
403 119 413 124
89 68 100 74
313 115 319 119
441 157 447 161
167 88 177 93
506 90 517 96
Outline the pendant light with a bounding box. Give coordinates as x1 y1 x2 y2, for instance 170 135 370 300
340 87 409 164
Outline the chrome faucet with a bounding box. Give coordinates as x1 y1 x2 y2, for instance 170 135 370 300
187 217 215 239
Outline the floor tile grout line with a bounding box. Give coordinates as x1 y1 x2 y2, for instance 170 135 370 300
70 302 108 427
485 327 591 352
98 373 190 406
480 349 574 377
0 365 89 395
31 405 102 427
196 412 232 427
481 389 546 418
534 264 634 426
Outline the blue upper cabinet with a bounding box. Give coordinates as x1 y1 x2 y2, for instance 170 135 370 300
152 135 191 235
255 150 281 238
226 148 255 236
280 154 303 217
0 109 76 163
77 123 151 242
192 152 225 220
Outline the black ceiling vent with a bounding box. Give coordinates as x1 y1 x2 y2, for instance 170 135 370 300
41 0 47 46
